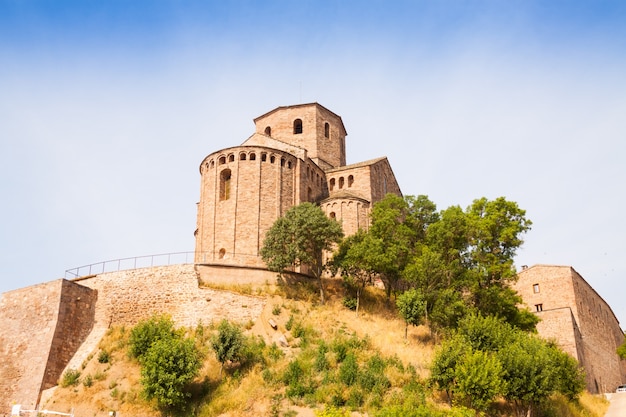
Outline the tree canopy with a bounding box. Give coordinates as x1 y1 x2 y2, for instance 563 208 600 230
333 194 536 331
261 202 344 304
429 315 585 415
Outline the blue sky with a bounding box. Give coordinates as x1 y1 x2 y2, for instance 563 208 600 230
1 1 625 324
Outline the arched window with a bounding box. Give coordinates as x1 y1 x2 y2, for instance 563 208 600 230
240 153 247 160
308 187 312 201
348 175 354 187
330 178 335 191
339 177 345 189
228 154 234 162
250 153 256 161
219 156 226 165
324 122 330 138
218 248 226 259
261 153 267 162
264 126 271 136
329 212 336 219
293 119 303 134
270 155 276 164
220 169 232 200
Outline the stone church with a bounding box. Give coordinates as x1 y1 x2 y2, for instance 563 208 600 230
193 102 402 282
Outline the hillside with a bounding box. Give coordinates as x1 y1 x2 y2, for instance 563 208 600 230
40 281 608 417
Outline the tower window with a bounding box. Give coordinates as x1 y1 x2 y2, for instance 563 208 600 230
339 177 345 189
250 153 256 161
219 248 226 259
348 175 354 187
535 304 543 312
219 156 226 165
533 283 540 293
265 126 271 136
240 153 247 161
324 122 330 138
220 169 232 201
261 153 267 162
330 178 335 191
228 154 235 162
294 119 303 134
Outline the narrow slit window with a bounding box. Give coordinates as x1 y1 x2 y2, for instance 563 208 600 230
220 169 232 201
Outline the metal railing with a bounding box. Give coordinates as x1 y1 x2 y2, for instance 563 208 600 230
64 251 196 279
64 250 268 279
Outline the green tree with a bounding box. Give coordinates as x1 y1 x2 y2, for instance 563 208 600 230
396 288 427 339
362 194 439 299
465 197 533 322
430 315 584 415
140 336 202 411
331 229 377 316
211 319 245 376
261 202 344 304
455 349 504 412
128 314 178 361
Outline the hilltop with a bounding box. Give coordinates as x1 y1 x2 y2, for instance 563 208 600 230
39 281 607 417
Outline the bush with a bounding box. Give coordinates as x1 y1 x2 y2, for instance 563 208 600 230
128 315 177 361
211 320 245 375
60 369 81 387
342 297 358 311
339 353 359 386
98 350 110 364
140 336 202 410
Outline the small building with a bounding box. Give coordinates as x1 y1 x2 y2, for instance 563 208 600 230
514 264 626 393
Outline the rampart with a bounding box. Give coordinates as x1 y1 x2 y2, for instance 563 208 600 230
0 279 96 410
0 264 267 413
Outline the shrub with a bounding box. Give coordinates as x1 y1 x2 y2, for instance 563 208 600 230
140 336 202 411
339 353 359 386
128 315 177 361
211 319 245 375
60 369 81 387
342 297 358 311
286 314 295 331
98 350 110 364
82 374 93 387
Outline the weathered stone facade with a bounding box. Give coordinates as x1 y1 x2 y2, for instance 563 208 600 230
0 265 266 413
0 279 96 410
194 103 402 269
513 264 626 393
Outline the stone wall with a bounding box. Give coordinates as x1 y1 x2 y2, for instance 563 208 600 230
0 264 267 413
75 264 265 328
0 279 96 412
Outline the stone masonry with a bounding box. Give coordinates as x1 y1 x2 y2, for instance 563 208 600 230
0 264 265 413
514 264 626 393
194 103 403 270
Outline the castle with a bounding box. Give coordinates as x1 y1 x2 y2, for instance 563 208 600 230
0 103 624 412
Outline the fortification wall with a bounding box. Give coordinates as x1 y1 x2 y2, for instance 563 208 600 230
0 279 96 412
75 264 266 328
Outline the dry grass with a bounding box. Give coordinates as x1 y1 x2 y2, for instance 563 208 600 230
42 278 608 417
